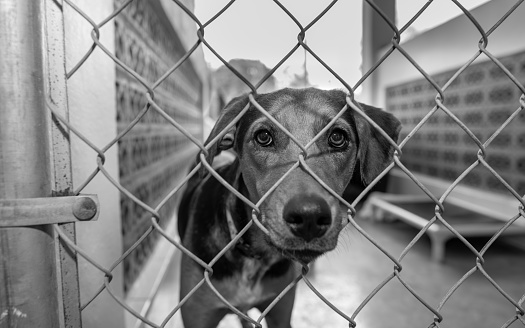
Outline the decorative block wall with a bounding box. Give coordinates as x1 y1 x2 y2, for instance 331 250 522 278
115 0 203 291
386 51 525 197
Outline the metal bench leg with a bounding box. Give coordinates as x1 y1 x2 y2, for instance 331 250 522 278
428 233 449 262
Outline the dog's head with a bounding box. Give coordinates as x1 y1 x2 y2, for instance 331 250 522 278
202 88 401 263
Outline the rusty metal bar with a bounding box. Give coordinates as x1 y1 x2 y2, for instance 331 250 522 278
0 195 99 227
44 0 85 326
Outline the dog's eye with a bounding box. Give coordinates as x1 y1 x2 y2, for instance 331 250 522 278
254 129 273 147
328 129 348 148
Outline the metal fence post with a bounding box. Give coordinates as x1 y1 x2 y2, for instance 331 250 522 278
0 0 79 327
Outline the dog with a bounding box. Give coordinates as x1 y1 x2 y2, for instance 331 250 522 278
177 87 401 328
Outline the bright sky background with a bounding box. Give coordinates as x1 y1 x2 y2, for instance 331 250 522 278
194 0 491 90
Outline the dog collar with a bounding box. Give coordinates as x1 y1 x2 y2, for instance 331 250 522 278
225 208 262 259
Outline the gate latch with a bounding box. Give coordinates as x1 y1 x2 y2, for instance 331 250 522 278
0 195 99 227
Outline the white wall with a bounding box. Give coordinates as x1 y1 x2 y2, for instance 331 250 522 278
369 0 525 108
64 1 125 327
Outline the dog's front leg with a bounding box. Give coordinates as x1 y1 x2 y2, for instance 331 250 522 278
180 255 229 328
257 285 296 328
180 299 227 328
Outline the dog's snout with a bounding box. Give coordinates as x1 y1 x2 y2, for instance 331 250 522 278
283 195 331 242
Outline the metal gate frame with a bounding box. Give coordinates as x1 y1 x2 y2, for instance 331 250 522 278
0 1 98 327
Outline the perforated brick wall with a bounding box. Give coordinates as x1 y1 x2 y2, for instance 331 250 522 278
386 50 525 197
115 0 203 291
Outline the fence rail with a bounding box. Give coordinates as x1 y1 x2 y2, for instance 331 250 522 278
2 0 524 327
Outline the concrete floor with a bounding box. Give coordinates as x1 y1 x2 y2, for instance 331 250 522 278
143 218 525 328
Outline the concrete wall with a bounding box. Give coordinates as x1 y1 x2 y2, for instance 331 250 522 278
63 1 125 327
360 1 395 105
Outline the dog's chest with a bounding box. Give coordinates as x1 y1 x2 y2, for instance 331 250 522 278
218 258 277 310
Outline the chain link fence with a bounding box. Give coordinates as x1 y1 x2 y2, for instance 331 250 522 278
48 0 525 327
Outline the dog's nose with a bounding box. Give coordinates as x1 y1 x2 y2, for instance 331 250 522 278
283 195 332 242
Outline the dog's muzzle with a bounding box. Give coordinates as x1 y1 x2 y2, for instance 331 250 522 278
282 194 332 242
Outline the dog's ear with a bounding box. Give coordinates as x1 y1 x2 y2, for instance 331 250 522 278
355 103 401 185
199 94 249 174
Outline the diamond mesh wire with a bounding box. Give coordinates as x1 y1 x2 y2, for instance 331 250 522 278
49 0 525 327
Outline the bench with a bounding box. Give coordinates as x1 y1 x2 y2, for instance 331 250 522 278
363 169 525 262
